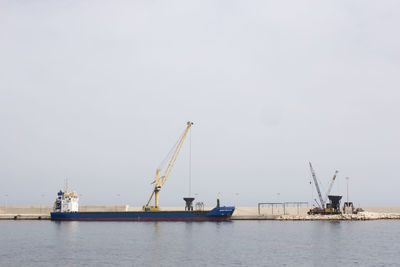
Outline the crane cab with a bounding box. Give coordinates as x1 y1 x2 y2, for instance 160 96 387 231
142 205 160 212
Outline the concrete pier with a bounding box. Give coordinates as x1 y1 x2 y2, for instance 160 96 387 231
0 214 51 220
232 215 280 220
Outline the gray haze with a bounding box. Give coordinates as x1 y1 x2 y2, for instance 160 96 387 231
1 1 399 207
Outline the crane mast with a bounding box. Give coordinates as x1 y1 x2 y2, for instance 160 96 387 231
143 121 193 211
309 162 325 208
324 170 339 203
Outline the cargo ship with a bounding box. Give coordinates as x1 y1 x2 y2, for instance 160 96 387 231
51 188 234 221
51 122 235 221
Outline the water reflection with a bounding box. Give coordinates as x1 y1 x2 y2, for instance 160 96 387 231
1 220 399 266
153 221 160 239
53 221 80 250
53 221 79 233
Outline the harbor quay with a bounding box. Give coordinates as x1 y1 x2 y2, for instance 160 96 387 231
1 206 400 220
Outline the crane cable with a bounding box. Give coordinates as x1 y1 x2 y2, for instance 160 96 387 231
188 127 192 197
157 129 186 171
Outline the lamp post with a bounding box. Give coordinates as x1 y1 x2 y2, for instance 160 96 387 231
277 193 280 213
116 194 120 211
5 194 8 214
346 177 349 204
310 180 313 207
235 193 239 207
40 194 43 214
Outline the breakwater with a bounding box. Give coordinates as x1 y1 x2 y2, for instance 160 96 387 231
234 212 400 220
1 206 400 220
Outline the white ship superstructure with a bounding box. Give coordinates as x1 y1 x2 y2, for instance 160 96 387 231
54 181 79 212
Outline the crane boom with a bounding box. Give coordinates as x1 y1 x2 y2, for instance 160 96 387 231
324 170 338 203
309 162 325 208
143 121 194 211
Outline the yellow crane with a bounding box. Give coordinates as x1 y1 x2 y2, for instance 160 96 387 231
143 121 194 211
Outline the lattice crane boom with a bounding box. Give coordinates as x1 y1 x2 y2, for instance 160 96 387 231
144 121 193 211
324 170 339 203
309 162 325 208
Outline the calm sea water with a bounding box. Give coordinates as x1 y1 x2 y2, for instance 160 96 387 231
0 220 399 266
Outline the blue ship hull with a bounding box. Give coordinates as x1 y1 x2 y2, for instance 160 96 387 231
51 206 235 221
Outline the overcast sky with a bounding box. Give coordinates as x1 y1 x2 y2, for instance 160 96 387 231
1 1 399 207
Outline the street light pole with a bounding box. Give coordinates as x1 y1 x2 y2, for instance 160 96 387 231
116 194 120 211
40 194 45 214
277 193 280 213
235 193 239 207
310 180 313 207
346 177 349 204
5 194 8 214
